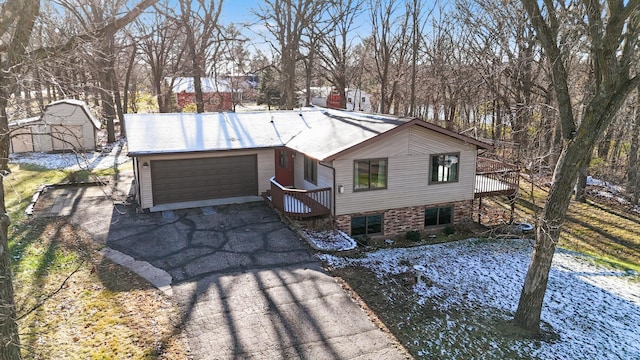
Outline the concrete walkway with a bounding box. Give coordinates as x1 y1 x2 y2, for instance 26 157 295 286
34 171 409 359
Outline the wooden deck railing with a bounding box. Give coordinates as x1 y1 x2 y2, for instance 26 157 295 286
475 157 520 198
268 177 331 219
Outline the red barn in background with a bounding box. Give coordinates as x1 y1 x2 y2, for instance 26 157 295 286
172 77 237 112
176 91 233 112
326 88 342 109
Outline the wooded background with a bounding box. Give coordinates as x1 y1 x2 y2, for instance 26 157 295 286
2 1 639 349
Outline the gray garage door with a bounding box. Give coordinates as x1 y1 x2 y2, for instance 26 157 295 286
151 155 258 205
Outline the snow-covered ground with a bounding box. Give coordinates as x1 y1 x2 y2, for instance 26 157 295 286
8 139 131 171
318 238 640 359
587 175 640 213
301 229 357 252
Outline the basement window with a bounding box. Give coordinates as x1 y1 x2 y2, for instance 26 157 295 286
425 207 453 227
351 214 383 235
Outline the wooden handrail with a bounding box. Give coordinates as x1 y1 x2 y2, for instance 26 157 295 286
475 157 520 198
268 177 331 219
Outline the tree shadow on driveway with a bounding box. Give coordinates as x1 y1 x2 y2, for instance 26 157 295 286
105 202 409 359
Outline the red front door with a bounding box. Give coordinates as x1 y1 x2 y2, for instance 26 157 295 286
275 148 294 187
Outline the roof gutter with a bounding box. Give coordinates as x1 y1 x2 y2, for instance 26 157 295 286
126 146 276 157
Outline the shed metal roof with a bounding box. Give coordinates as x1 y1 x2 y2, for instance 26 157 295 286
125 108 492 158
44 99 102 129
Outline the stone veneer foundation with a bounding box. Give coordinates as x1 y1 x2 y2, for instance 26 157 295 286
334 200 474 236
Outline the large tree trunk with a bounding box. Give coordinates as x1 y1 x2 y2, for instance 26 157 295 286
514 139 586 330
628 96 640 204
574 153 591 203
0 99 20 360
0 1 40 355
514 91 633 330
282 50 297 110
101 73 117 143
304 45 315 107
121 44 137 137
193 74 205 113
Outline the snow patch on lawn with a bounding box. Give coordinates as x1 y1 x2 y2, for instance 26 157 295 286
587 175 630 205
300 229 357 252
318 238 640 359
9 139 130 171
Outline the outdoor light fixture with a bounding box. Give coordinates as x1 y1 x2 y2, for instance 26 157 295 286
338 184 344 193
142 162 149 169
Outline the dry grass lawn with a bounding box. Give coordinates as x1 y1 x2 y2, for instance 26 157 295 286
485 177 640 271
5 164 189 359
11 218 189 359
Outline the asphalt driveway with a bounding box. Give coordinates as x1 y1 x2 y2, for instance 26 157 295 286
103 199 408 359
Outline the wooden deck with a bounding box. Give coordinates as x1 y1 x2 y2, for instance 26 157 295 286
266 177 331 219
474 157 520 198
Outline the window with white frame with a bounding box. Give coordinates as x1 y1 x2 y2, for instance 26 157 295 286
430 153 459 183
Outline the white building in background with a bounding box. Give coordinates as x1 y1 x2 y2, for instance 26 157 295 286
304 87 373 113
344 88 372 112
9 99 101 153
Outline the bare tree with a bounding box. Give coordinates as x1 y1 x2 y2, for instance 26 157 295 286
55 0 135 143
514 0 640 332
254 0 328 110
0 1 157 357
218 24 249 111
408 0 434 117
135 1 186 113
0 2 40 354
367 0 412 114
315 0 365 108
173 0 224 113
629 90 640 203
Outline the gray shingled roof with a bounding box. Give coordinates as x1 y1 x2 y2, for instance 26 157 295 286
125 108 408 159
125 108 490 159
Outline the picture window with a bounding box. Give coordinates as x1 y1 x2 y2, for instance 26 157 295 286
354 158 387 191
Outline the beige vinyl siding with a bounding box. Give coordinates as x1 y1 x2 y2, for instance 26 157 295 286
136 149 273 209
408 126 474 155
334 125 477 215
293 152 333 190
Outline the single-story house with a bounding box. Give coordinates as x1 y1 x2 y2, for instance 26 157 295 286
10 99 101 153
171 77 239 112
125 108 517 236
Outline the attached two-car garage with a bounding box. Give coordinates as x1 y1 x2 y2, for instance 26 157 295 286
125 112 280 212
150 154 258 206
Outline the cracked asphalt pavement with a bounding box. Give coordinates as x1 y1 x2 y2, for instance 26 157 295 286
105 201 409 359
